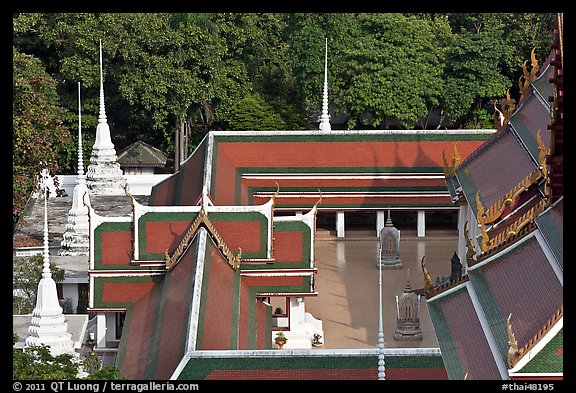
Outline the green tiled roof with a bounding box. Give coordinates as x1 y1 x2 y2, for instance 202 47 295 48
535 198 563 268
427 289 468 380
178 352 447 380
532 63 554 105
518 328 563 374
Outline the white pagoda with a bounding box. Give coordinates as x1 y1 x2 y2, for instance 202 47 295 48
86 40 127 195
60 82 91 255
26 170 75 356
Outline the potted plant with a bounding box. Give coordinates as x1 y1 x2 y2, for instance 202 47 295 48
312 333 323 347
274 331 287 350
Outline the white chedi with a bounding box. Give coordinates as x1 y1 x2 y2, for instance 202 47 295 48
26 170 74 356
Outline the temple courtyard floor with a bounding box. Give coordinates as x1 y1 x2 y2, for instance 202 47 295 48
305 228 458 349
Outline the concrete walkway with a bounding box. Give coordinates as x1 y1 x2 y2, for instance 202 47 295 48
305 229 459 349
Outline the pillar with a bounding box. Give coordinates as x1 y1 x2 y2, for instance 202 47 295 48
376 210 385 237
417 210 426 237
96 312 107 348
336 211 345 238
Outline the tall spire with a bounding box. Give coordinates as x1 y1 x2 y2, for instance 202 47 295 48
98 39 108 127
318 38 331 132
86 39 127 195
26 170 74 356
60 83 91 255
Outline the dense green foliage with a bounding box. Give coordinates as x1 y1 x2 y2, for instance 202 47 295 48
12 13 556 224
13 334 123 380
13 48 74 224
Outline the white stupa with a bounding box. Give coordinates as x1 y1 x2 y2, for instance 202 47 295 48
86 39 127 195
60 82 91 255
318 38 331 132
26 170 75 356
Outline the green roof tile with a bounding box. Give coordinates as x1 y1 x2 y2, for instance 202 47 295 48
518 328 563 374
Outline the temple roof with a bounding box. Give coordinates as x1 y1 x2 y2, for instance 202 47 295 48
535 196 563 268
177 349 448 380
150 130 493 211
117 140 168 168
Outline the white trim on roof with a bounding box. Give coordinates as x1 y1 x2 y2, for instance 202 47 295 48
508 316 563 375
465 281 510 380
210 129 496 137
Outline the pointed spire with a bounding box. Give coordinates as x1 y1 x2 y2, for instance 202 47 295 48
60 83 91 255
385 207 393 227
98 39 107 125
86 39 127 195
404 268 412 293
77 82 85 177
26 170 74 356
41 171 51 277
318 38 331 132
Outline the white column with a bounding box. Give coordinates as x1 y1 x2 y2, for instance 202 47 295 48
417 210 426 237
336 211 345 238
106 313 117 343
96 312 107 348
376 210 385 237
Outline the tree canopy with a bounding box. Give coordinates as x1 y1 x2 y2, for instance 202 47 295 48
12 12 556 224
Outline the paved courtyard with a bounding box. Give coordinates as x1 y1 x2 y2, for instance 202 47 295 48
305 229 458 349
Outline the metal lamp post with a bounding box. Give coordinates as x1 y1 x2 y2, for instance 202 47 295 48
378 243 386 380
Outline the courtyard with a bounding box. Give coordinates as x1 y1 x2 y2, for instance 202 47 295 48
306 228 458 349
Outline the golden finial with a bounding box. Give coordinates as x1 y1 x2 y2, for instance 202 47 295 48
442 144 461 177
453 143 461 169
519 48 539 101
165 249 173 270
476 192 485 224
314 188 323 209
463 221 477 266
123 183 135 207
507 313 520 368
536 129 551 199
476 192 490 251
232 247 243 269
421 256 434 297
536 129 549 175
503 89 516 124
494 101 505 129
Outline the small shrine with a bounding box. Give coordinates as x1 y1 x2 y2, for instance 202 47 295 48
377 209 402 269
449 252 462 281
394 269 422 341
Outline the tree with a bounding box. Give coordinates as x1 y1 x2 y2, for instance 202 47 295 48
13 334 124 380
13 48 74 226
337 14 447 129
228 93 286 130
442 28 512 128
13 254 65 314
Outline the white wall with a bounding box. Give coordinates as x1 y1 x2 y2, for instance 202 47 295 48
57 174 171 196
